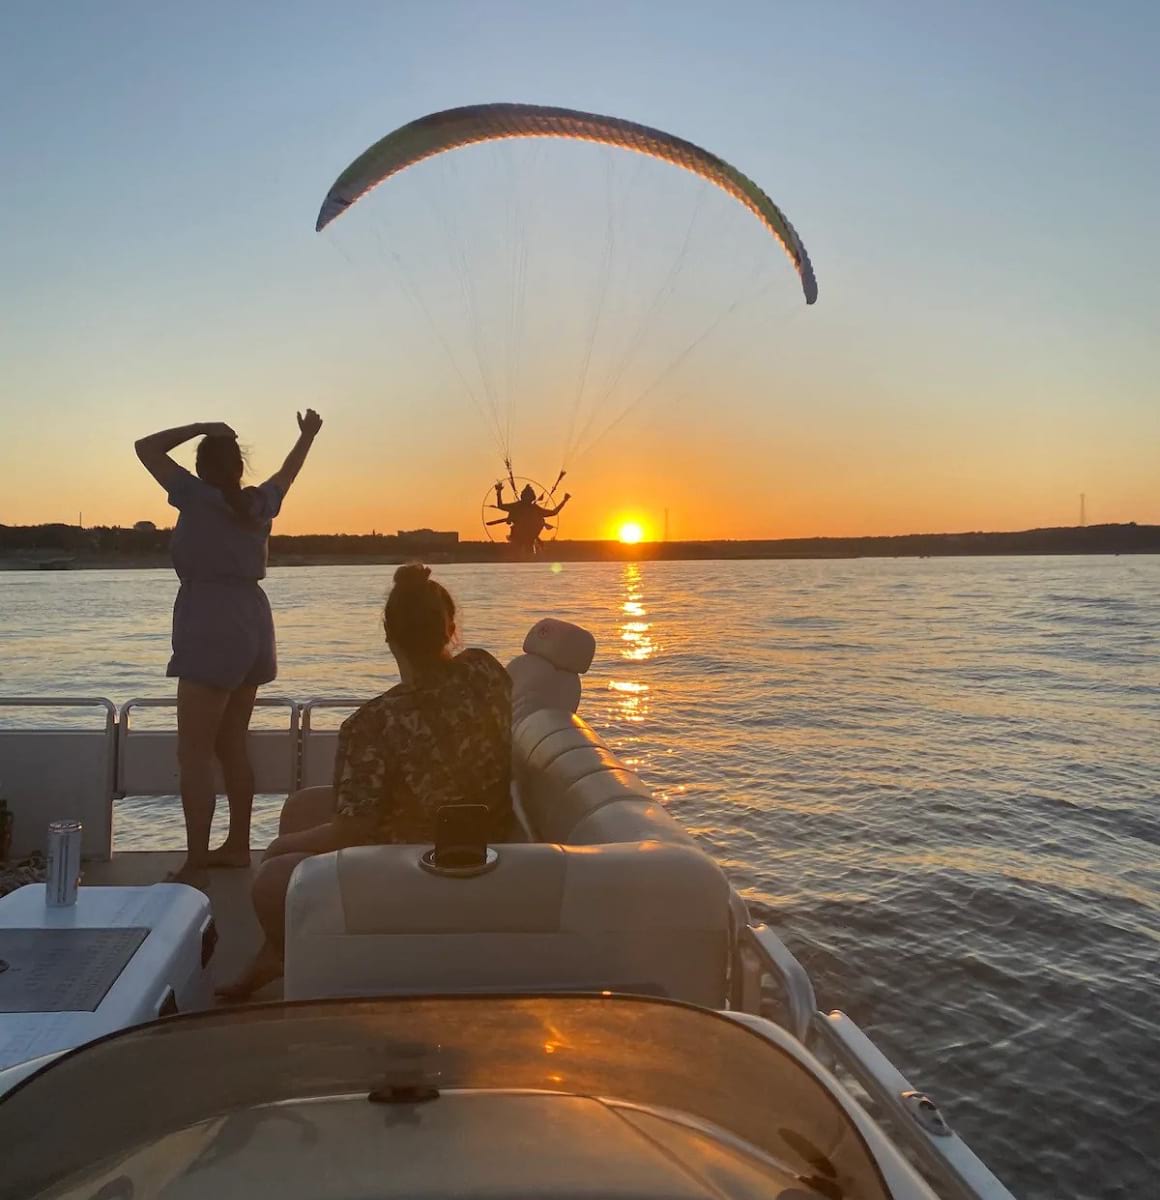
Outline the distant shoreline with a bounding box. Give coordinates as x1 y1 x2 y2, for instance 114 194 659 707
1 523 1156 570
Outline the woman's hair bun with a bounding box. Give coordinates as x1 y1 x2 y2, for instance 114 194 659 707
393 562 432 588
384 562 456 661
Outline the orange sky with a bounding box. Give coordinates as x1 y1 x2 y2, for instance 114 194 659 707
1 7 1157 541
3 367 1154 540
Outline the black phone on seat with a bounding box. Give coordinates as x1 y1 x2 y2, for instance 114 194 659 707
434 804 490 868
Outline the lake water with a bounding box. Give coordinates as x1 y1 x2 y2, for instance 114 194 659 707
1 556 1157 1198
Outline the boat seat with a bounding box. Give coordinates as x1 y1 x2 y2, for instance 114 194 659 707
285 617 726 1007
511 709 696 849
284 840 731 1008
566 799 700 849
505 619 699 850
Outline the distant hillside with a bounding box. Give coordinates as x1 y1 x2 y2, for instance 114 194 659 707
582 522 1160 562
0 521 1156 568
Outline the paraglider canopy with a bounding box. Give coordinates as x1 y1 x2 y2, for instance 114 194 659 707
316 103 818 527
316 103 817 305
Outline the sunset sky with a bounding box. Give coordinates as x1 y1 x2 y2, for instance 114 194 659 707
1 2 1156 540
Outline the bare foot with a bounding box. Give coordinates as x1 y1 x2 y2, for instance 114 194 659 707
217 943 283 1002
164 863 209 891
206 845 252 869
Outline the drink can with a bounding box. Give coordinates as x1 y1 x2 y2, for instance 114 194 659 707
0 796 13 863
46 820 82 907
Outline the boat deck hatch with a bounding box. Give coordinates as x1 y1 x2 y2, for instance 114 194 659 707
0 928 148 1012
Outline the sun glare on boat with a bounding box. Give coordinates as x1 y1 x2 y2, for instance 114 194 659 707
618 522 644 544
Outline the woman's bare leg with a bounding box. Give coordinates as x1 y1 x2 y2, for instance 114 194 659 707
217 791 336 997
217 851 309 1000
175 679 232 883
278 786 335 836
208 684 259 867
254 851 309 949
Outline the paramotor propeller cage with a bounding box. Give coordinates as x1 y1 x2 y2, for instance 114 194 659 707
481 475 561 544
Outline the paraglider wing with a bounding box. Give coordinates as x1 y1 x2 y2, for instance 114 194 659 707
316 103 817 304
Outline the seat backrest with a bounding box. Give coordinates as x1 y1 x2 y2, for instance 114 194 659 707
512 709 697 848
284 840 731 1008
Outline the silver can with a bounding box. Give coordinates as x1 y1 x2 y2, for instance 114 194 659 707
46 820 82 907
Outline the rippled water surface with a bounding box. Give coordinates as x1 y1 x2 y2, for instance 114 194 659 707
2 557 1157 1198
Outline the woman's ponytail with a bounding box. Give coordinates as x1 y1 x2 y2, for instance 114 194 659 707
195 435 258 525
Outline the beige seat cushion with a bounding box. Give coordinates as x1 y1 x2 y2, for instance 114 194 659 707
513 710 693 847
284 840 731 1008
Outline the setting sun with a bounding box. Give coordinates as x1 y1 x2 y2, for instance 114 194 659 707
618 522 644 544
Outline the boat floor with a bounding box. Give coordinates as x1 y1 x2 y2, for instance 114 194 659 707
83 852 277 1003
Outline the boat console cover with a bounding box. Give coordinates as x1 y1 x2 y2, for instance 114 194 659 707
0 995 911 1200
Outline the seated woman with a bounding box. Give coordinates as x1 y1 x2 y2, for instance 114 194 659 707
220 563 512 999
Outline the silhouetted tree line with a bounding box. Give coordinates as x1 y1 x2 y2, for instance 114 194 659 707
640 522 1155 560
1 522 1155 563
0 524 168 553
0 525 463 558
271 532 401 556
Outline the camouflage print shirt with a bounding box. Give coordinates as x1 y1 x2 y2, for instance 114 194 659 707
333 648 512 843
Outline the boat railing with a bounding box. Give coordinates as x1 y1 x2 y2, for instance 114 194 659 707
299 698 363 789
0 697 117 722
0 698 118 859
737 921 817 1041
1 695 386 859
738 923 1015 1200
118 696 300 798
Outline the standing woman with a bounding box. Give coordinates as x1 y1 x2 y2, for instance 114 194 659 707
135 411 322 883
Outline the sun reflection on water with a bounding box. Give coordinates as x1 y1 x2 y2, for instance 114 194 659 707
609 564 656 724
619 564 655 662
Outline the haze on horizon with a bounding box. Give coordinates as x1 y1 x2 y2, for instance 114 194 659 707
1 2 1156 542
